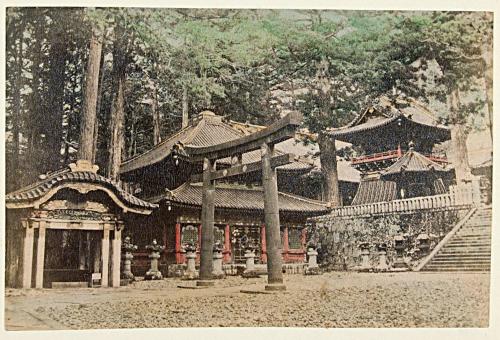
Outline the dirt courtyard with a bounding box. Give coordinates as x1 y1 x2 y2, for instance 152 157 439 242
4 271 489 330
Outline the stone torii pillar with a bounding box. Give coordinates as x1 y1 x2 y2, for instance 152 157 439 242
198 157 216 286
261 142 285 290
184 112 302 290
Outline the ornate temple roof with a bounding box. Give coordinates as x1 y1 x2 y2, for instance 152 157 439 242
6 160 158 214
326 96 451 145
381 148 449 178
120 111 313 175
152 182 329 215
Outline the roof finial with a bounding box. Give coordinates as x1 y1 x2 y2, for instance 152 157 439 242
408 141 415 150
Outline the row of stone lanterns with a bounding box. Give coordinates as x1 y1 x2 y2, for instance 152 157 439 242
355 233 432 272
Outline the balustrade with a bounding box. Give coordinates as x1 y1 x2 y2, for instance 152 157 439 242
328 182 479 218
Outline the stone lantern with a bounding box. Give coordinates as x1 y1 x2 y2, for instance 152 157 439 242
212 241 225 279
358 242 371 272
121 236 138 283
305 242 321 275
392 235 408 271
243 244 256 274
416 233 431 255
145 239 165 280
376 242 389 272
183 243 198 280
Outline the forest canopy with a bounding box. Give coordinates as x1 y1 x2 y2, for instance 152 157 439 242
4 8 493 193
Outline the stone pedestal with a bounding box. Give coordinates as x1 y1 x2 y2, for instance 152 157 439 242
244 249 256 273
358 247 372 272
212 250 225 279
376 250 389 272
305 247 321 275
183 250 198 280
145 251 162 280
121 236 137 282
122 252 135 281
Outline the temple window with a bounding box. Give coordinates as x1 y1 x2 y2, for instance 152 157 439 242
181 224 198 247
288 228 303 249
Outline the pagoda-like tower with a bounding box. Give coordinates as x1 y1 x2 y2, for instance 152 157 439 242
327 96 452 205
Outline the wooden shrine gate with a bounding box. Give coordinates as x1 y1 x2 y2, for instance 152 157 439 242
180 112 302 290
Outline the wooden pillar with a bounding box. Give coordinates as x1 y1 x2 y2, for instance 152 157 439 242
282 225 289 263
35 221 46 289
22 220 34 289
111 225 122 288
261 142 284 288
101 227 110 287
223 224 231 263
260 224 267 263
199 158 216 281
175 223 182 264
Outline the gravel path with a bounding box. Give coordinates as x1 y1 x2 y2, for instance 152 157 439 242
5 272 489 329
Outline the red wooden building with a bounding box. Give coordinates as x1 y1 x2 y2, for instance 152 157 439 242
327 96 453 205
119 111 356 274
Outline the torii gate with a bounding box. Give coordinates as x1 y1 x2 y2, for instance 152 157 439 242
181 112 302 290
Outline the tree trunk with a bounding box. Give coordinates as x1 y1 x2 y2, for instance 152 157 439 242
93 47 106 164
26 15 45 182
9 22 23 191
481 13 493 144
107 60 126 181
152 81 161 145
318 133 342 206
182 83 189 128
45 32 67 172
448 88 471 184
78 27 102 162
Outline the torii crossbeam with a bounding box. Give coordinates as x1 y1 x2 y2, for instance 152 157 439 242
179 112 302 290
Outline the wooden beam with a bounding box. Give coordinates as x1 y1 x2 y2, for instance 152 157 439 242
190 153 296 182
185 112 302 162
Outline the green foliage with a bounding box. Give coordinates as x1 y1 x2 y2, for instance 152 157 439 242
5 9 492 190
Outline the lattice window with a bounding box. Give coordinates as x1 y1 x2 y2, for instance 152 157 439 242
288 228 303 249
181 224 198 246
214 226 225 246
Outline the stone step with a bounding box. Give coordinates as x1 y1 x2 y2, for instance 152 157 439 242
434 253 491 258
423 267 490 272
452 236 491 241
446 239 491 244
439 250 491 256
433 258 491 264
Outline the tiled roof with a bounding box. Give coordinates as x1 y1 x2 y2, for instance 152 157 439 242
351 179 397 205
120 111 243 174
6 165 158 211
226 122 360 183
154 182 329 214
327 96 450 141
121 111 321 175
382 149 448 177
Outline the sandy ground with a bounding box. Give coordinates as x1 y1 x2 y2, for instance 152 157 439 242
4 271 490 330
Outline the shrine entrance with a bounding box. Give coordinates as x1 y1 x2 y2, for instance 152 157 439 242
44 229 102 287
5 160 157 289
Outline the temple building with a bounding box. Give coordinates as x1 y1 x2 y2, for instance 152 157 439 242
119 110 359 274
327 96 453 205
5 160 157 288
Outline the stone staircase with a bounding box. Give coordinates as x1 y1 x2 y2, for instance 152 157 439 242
422 207 492 272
